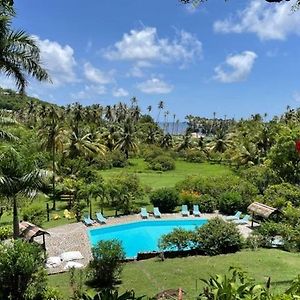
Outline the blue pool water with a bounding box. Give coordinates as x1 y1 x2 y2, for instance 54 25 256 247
88 219 207 258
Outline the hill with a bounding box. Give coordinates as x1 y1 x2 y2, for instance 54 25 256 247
0 87 57 111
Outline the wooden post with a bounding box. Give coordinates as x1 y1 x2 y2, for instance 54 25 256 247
89 198 92 219
46 203 50 222
251 212 254 228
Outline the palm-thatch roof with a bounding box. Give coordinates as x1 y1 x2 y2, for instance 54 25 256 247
19 221 50 241
247 202 280 219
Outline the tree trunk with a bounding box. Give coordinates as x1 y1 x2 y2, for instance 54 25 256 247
13 196 19 238
52 141 56 210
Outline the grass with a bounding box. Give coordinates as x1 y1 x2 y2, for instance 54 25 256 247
0 159 232 229
101 158 233 189
48 249 300 299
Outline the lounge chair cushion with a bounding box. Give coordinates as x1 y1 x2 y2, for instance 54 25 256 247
64 261 84 270
60 251 84 262
46 256 62 268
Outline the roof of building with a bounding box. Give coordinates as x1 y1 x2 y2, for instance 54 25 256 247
19 221 50 241
247 202 280 218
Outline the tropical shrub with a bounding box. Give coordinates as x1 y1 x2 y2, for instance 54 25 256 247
239 165 279 194
106 173 143 215
194 218 242 255
199 194 216 213
82 289 145 300
0 225 12 240
176 175 257 205
158 228 195 251
22 203 46 226
262 183 300 209
198 267 270 300
149 188 179 213
179 190 200 207
0 240 45 300
109 150 128 168
185 149 206 163
89 240 125 288
148 155 175 171
219 191 244 215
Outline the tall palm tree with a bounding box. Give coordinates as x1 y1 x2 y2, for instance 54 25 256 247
0 149 48 238
0 9 50 93
156 100 164 123
39 107 65 209
115 118 138 159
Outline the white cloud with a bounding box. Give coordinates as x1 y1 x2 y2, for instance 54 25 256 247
214 0 300 41
112 88 129 98
214 51 257 83
71 84 106 100
83 62 114 84
104 27 202 67
34 36 77 86
137 78 173 94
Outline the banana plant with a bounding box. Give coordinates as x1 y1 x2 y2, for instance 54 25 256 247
81 289 145 300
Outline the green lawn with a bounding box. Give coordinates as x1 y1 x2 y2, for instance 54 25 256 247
48 249 300 299
101 159 233 189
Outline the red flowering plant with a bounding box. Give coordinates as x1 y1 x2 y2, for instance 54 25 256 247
296 140 300 153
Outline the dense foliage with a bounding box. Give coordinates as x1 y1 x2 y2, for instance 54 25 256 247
89 240 125 288
0 240 45 300
149 187 179 213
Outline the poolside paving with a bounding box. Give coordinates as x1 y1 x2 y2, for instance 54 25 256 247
43 212 255 274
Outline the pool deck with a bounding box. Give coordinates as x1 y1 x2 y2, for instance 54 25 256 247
43 212 256 274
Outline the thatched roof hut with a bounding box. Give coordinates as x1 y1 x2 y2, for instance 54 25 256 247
247 202 281 227
19 221 50 250
247 202 279 219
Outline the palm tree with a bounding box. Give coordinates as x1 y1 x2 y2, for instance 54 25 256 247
156 100 164 123
115 118 138 159
0 115 18 141
0 149 48 238
39 107 65 209
208 130 231 153
0 8 50 93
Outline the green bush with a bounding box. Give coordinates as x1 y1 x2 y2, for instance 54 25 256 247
89 240 125 288
149 188 179 213
176 175 258 205
22 203 46 226
219 191 245 215
194 218 242 255
185 149 206 163
199 194 216 213
179 190 200 207
158 228 195 251
262 183 300 209
0 225 12 240
0 240 45 299
148 155 175 171
109 150 128 168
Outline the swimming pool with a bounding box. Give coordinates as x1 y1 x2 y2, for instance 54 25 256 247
88 219 207 258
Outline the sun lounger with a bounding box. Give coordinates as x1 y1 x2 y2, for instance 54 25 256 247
140 207 149 219
96 212 107 224
181 205 189 217
233 214 250 225
225 211 242 221
153 207 161 218
193 205 201 217
83 214 94 226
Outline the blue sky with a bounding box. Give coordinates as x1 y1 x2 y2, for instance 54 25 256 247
4 0 300 120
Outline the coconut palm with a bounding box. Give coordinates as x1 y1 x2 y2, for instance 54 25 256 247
0 10 50 93
156 100 164 123
208 130 231 153
0 115 18 141
114 118 138 159
39 108 65 209
0 149 48 238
